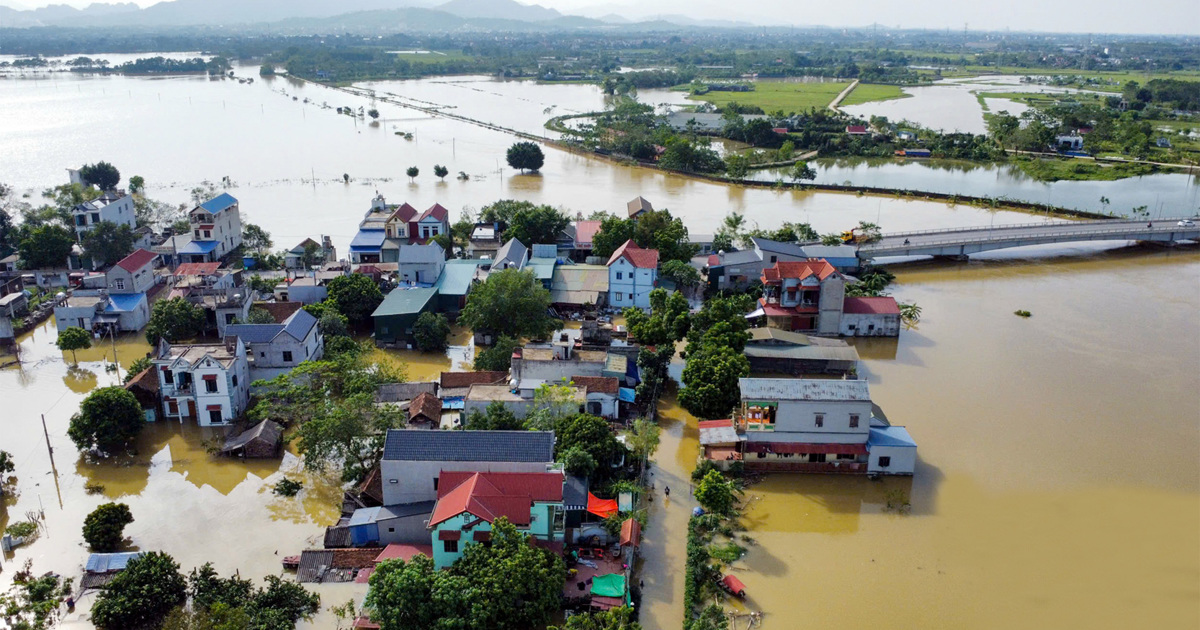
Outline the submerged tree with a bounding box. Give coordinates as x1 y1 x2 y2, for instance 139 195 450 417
56 326 92 365
83 502 134 552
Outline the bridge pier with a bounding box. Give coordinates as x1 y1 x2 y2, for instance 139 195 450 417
934 254 969 262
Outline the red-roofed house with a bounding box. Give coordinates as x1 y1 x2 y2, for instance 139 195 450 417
756 259 845 335
408 391 443 429
416 204 451 242
429 471 566 569
573 220 603 257
846 125 868 135
840 296 901 337
108 249 158 295
607 240 659 310
571 375 620 419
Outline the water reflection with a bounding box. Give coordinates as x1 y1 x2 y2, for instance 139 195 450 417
61 366 98 393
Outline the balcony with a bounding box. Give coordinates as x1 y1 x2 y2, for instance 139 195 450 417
744 461 866 474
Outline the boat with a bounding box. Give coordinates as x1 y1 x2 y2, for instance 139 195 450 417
720 574 747 598
281 555 301 570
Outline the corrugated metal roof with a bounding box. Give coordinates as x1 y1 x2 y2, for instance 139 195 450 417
350 229 386 252
198 193 237 214
382 429 554 463
85 552 143 573
105 293 146 313
526 258 557 281
551 265 608 293
372 287 437 317
435 260 484 296
178 240 220 255
396 243 444 264
751 237 807 257
493 239 528 269
868 426 917 448
744 345 861 362
739 378 871 402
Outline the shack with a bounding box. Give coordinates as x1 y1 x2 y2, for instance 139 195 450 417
220 420 283 458
433 259 484 315
123 367 160 421
81 552 143 590
371 287 438 348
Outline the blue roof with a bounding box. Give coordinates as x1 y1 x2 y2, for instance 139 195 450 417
282 309 318 340
198 193 238 214
527 258 557 281
105 293 146 313
350 229 386 252
86 552 143 573
349 507 382 527
435 260 484 296
178 240 220 255
618 387 637 403
868 426 917 448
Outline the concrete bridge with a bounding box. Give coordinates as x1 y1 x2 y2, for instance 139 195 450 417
857 218 1200 260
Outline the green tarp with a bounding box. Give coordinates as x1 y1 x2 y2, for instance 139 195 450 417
590 573 626 598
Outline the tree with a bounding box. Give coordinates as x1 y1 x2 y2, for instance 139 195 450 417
506 141 545 172
18 224 74 269
790 161 817 182
464 401 524 430
679 345 749 419
81 221 137 267
433 164 449 180
506 203 570 246
555 414 625 481
145 297 206 344
296 394 403 482
459 269 558 340
83 502 134 551
0 450 13 476
68 386 144 454
899 302 922 326
589 215 634 259
624 289 690 347
632 209 697 263
124 356 153 382
56 326 92 364
242 223 272 254
693 469 735 515
188 563 320 629
550 607 641 630
473 335 521 371
259 63 276 76
366 554 470 630
561 446 597 478
724 153 750 179
660 259 700 288
406 166 419 182
820 233 844 246
368 108 380 119
128 175 145 194
412 312 450 352
626 418 661 464
430 232 453 258
317 309 350 337
450 518 566 630
326 274 384 325
243 307 277 324
91 551 187 630
79 161 121 191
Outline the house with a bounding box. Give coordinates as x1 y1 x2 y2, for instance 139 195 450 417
744 327 859 375
572 221 602 261
70 190 135 239
53 293 107 332
845 125 868 135
626 196 653 219
276 276 328 305
123 367 160 422
1055 135 1084 151
896 130 917 141
408 391 443 429
607 240 659 310
181 194 242 263
550 264 608 308
153 338 250 427
379 429 556 505
0 254 19 274
372 287 439 348
491 238 528 271
468 223 503 259
152 233 195 268
428 471 566 569
753 260 845 335
352 195 412 264
350 229 387 264
433 259 485 314
376 382 439 409
510 345 637 389
284 237 336 270
702 250 766 292
689 233 716 256
395 243 445 286
99 292 151 333
220 420 283 458
0 292 27 319
345 503 439 547
107 248 158 295
463 383 586 420
570 375 620 419
841 296 901 337
1156 137 1172 148
81 552 144 590
697 378 916 475
415 204 451 242
224 308 323 381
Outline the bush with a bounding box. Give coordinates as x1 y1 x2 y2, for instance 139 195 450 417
83 502 134 551
473 336 521 372
693 470 735 515
273 479 303 497
412 312 451 352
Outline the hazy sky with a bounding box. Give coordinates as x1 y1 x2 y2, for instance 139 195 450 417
3 0 1198 35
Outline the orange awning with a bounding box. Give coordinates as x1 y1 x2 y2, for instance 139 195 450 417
587 493 618 519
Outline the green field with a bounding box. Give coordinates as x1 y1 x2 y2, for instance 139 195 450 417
840 83 909 106
688 80 852 113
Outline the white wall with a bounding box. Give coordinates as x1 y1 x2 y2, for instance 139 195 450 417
841 313 900 337
868 445 916 475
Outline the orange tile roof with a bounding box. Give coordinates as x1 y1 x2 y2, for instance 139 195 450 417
114 248 157 273
409 391 442 423
760 259 838 284
606 239 659 269
571 375 619 395
430 471 563 527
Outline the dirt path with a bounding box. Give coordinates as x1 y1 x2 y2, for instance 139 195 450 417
828 79 860 111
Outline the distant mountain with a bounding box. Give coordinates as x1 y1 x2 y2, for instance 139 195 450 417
0 2 138 27
436 0 562 22
596 14 631 24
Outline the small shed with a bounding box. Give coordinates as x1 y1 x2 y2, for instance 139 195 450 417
123 367 160 422
220 420 283 458
408 391 442 428
82 552 143 589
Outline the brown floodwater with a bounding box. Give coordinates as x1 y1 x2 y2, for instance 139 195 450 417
638 245 1200 630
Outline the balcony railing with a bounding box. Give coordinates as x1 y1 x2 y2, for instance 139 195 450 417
744 461 866 474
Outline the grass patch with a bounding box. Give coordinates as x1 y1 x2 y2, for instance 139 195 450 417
840 83 909 106
688 79 852 112
1013 157 1159 182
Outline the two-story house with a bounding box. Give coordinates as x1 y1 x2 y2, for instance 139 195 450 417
153 338 250 427
756 259 845 335
395 242 445 285
607 240 658 310
180 194 242 263
699 378 916 476
283 237 336 270
70 190 136 239
107 249 157 295
415 203 451 242
428 471 565 569
224 308 323 381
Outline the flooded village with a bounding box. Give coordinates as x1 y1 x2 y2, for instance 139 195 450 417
1 29 1199 630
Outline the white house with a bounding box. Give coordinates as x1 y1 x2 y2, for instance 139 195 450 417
107 249 157 295
153 338 250 427
224 309 323 381
606 239 659 310
395 243 445 285
180 193 242 263
70 190 136 238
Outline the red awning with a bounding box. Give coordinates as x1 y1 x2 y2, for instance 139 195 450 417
744 442 867 455
437 530 461 541
202 374 217 381
722 574 747 597
587 493 618 519
206 405 222 411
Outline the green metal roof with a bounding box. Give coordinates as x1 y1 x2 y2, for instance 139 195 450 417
526 258 557 281
372 287 438 317
435 260 484 296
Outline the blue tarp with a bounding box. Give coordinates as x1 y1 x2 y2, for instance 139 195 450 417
618 387 636 403
350 229 386 252
442 397 465 410
178 240 220 255
105 293 146 313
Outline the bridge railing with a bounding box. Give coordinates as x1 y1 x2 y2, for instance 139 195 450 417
860 225 1199 251
876 218 1185 239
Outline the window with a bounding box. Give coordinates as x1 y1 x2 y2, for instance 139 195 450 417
113 279 125 290
443 539 458 553
224 314 235 325
810 453 827 463
814 413 824 428
260 352 266 358
756 452 766 459
231 375 238 388
878 456 891 468
282 351 294 363
167 400 178 415
204 231 211 239
627 293 633 300
770 255 777 263
616 272 623 280
849 414 859 428
209 409 223 424
205 379 218 394
868 324 875 332
163 369 173 384
388 527 395 533
433 478 439 491
837 453 856 460
90 213 100 223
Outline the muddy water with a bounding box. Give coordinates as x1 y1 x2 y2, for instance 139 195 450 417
639 246 1200 630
